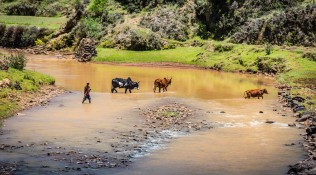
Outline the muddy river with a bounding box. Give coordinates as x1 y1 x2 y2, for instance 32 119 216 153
0 55 304 175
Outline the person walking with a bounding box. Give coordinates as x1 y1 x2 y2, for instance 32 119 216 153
82 82 91 104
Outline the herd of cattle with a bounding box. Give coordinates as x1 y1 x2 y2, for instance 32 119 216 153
111 77 172 94
111 77 269 99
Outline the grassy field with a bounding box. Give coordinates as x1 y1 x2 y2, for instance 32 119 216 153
95 42 316 82
0 15 67 30
0 68 55 121
95 47 204 64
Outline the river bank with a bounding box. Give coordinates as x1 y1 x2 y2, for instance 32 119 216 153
0 49 66 122
276 85 316 175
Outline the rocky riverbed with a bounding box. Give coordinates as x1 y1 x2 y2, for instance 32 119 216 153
276 85 316 175
0 102 213 174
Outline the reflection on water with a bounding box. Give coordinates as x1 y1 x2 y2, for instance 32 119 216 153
0 56 303 175
26 58 276 99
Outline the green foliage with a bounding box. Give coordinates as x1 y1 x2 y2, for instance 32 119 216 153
0 67 55 120
88 0 108 16
256 57 287 74
303 52 316 61
101 26 163 50
5 52 27 70
4 0 37 16
196 0 302 40
0 24 53 48
231 5 315 46
214 44 234 52
140 6 190 41
197 22 211 39
116 0 186 13
265 43 272 55
46 33 73 50
35 39 44 46
84 17 103 39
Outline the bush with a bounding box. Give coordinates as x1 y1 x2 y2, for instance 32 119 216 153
231 6 316 46
84 17 103 39
256 57 286 74
0 24 53 48
88 0 108 16
102 26 163 50
46 33 73 50
5 1 37 16
116 27 163 51
140 6 190 41
303 52 316 61
265 43 272 55
214 44 234 52
0 24 6 39
5 52 27 70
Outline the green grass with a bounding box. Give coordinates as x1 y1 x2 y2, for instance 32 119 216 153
162 111 179 118
0 15 67 30
95 41 316 88
94 47 204 64
0 68 55 121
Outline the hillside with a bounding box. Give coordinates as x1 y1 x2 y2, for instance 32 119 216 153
0 0 315 50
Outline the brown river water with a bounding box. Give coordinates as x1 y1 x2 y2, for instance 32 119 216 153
0 55 304 175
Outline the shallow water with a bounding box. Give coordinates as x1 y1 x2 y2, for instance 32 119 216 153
0 56 304 174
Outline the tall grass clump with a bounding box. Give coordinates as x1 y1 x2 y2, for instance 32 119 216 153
5 52 27 70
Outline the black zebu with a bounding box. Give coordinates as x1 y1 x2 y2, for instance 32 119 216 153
111 78 139 93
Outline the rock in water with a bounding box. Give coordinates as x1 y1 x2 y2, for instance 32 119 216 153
75 38 97 62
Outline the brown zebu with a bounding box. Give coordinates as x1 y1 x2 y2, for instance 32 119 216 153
244 88 268 99
153 77 172 93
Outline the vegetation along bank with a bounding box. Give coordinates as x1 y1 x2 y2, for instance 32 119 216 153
0 52 64 124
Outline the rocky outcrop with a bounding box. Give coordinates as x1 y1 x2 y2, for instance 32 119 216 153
277 85 316 175
75 38 97 62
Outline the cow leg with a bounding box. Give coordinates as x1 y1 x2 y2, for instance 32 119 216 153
153 86 156 93
129 89 132 93
125 88 127 94
159 87 161 93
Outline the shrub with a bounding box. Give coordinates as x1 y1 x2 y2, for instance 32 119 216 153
5 52 27 70
5 1 37 16
0 24 52 48
100 39 116 48
35 39 44 46
88 0 108 16
46 33 73 50
84 17 103 39
140 6 190 41
265 43 272 55
256 57 286 74
116 27 163 51
1 26 15 47
214 44 234 52
303 52 316 61
0 24 6 38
